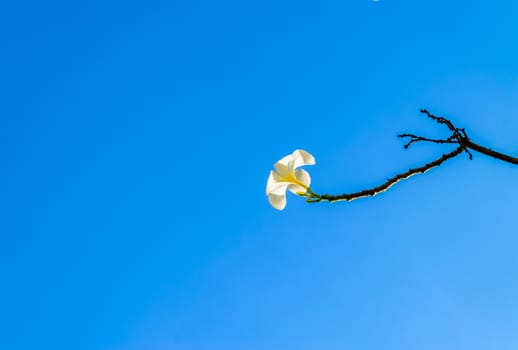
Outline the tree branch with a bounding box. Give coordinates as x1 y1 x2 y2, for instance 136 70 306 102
303 109 517 204
397 133 457 149
463 139 518 165
303 146 464 203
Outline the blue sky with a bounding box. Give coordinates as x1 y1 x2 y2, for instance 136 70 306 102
2 0 518 349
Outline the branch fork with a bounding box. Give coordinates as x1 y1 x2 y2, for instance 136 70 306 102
305 109 518 203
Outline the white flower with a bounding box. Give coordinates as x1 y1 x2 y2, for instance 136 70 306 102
266 149 315 210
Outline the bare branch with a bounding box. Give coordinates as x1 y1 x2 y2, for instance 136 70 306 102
303 109 518 204
305 146 464 203
464 139 518 165
420 109 457 132
397 133 457 149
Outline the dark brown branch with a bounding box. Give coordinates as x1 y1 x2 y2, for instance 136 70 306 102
404 110 518 163
304 146 464 203
464 139 518 165
302 109 517 205
420 109 457 132
401 110 474 159
397 133 457 149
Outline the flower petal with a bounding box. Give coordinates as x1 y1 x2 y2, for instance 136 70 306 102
276 152 297 168
291 149 315 168
273 162 292 179
268 192 287 210
267 171 289 193
287 183 307 194
294 168 311 188
266 171 280 194
270 183 288 196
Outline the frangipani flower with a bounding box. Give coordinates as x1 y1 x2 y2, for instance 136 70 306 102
266 149 315 210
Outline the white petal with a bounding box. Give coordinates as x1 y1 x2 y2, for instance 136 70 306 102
267 172 289 195
268 192 287 210
294 168 311 187
273 162 292 179
276 152 297 167
288 183 307 194
266 171 281 194
269 182 288 195
292 149 315 168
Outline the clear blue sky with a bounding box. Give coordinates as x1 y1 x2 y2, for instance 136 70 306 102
2 0 518 349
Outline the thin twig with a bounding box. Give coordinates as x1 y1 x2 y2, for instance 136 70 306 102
420 109 457 132
397 133 457 149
